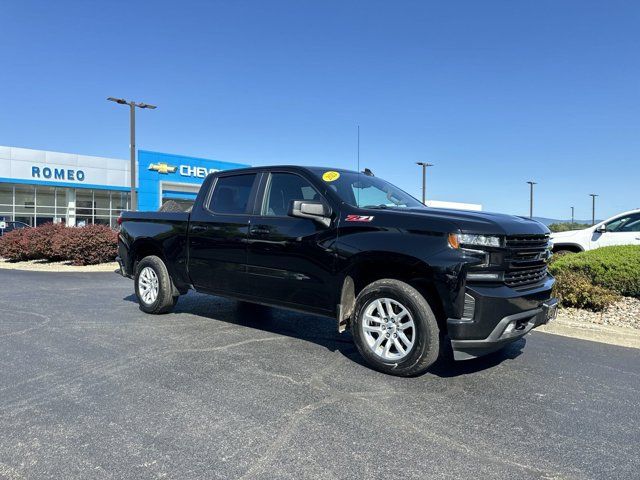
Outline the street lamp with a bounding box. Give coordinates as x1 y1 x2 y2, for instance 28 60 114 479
416 162 434 205
589 194 598 226
107 97 157 211
571 206 575 224
527 181 537 219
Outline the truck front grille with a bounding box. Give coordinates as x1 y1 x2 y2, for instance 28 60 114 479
505 266 548 288
504 234 550 288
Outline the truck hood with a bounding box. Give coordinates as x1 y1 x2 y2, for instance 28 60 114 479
385 207 550 236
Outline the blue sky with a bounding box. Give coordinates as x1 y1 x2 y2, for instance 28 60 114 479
2 0 638 219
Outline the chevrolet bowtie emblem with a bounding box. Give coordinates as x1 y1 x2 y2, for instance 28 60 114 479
148 162 178 174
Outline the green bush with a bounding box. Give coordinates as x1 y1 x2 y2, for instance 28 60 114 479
552 270 620 311
549 245 640 298
548 222 589 233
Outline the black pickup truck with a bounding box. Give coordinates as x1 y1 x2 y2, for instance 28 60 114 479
117 166 557 376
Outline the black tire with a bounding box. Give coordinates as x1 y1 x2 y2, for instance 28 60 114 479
352 279 440 377
134 255 177 314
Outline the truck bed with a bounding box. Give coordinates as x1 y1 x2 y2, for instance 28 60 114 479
121 211 190 223
118 211 192 291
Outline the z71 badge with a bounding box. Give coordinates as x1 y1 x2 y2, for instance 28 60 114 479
345 215 374 222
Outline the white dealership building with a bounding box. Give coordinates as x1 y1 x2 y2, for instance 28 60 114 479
0 145 246 227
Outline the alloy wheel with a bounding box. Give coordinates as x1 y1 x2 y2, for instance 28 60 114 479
361 297 415 361
138 267 159 305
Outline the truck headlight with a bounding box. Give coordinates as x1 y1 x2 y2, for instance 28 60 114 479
448 233 502 249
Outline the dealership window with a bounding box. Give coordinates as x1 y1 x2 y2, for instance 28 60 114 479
14 185 35 225
75 190 93 226
93 191 110 225
111 192 130 226
35 186 57 226
0 184 12 221
0 184 129 228
76 190 130 227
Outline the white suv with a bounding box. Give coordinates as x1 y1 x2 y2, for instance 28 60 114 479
551 209 640 254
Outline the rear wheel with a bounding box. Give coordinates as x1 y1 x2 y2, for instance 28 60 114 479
135 255 177 314
352 279 440 376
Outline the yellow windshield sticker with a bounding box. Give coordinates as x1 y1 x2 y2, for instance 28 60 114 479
322 171 340 182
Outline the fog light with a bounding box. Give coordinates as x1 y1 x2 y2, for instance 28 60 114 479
504 322 516 334
467 272 502 281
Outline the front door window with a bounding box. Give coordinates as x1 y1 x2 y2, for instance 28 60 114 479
262 173 320 216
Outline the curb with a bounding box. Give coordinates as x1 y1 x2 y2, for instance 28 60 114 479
0 261 120 273
537 316 640 349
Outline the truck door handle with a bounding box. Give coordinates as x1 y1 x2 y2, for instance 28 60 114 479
250 227 271 235
191 225 208 233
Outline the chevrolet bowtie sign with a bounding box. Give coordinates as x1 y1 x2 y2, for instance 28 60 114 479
148 163 178 174
148 162 220 178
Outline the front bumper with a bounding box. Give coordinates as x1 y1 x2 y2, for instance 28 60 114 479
447 276 557 360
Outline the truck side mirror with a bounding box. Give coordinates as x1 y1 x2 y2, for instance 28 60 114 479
596 224 607 233
288 200 332 227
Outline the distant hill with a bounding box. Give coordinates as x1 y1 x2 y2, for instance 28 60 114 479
532 217 597 227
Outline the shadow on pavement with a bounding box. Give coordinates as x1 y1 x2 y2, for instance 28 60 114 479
429 338 526 378
123 291 524 378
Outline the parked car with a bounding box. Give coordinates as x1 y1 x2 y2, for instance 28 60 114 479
551 209 640 254
117 166 557 376
0 220 30 236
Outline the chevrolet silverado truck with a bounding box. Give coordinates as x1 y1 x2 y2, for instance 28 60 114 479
117 166 557 376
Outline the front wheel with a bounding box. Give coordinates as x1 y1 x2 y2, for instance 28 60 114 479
134 255 177 314
352 279 440 377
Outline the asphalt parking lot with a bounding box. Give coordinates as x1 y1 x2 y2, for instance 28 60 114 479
1 270 639 479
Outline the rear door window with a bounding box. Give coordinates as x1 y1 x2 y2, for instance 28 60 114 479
208 174 257 214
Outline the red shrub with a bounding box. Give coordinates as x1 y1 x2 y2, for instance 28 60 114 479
0 228 33 261
52 224 118 265
29 223 68 261
0 223 117 265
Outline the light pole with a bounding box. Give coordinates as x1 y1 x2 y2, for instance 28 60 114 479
571 206 575 224
589 194 598 226
527 181 537 219
107 97 157 210
416 162 434 205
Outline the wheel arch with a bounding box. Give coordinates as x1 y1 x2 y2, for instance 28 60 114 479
337 251 447 333
129 238 187 296
129 237 166 272
552 243 584 254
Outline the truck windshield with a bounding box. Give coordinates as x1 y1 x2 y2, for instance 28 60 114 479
311 169 424 209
